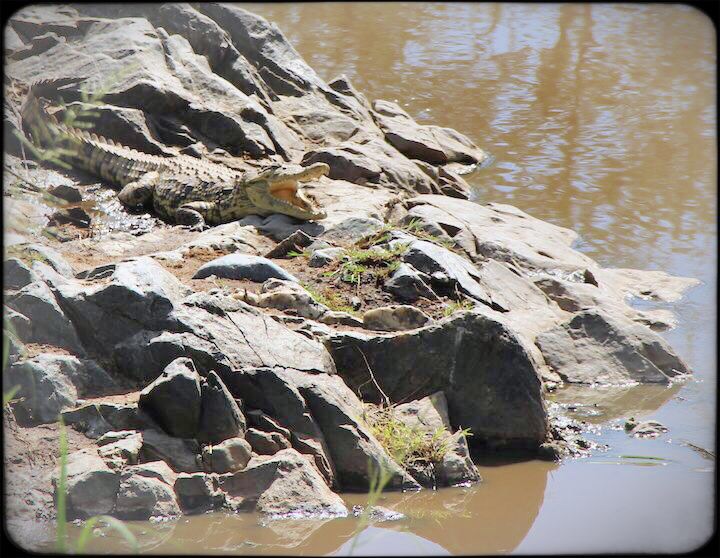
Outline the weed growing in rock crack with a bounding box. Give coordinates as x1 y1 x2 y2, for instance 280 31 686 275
442 298 476 317
362 404 472 470
302 283 356 314
286 249 312 260
327 244 408 289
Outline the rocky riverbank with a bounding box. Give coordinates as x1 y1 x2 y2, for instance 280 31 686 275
3 3 698 536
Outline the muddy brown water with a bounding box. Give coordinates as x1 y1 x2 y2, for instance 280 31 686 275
31 3 716 554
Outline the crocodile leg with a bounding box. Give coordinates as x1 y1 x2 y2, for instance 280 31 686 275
175 201 216 231
118 171 158 208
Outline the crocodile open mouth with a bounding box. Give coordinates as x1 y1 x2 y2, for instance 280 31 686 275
269 181 300 205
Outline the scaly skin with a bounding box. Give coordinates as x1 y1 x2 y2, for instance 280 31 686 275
20 83 328 228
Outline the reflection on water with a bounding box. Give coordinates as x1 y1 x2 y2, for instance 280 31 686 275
45 3 717 554
65 460 556 555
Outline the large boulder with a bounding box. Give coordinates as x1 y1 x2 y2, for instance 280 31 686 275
217 449 348 518
138 357 202 439
326 311 549 450
54 448 120 520
52 257 190 356
196 371 246 444
114 462 181 520
144 292 337 382
7 354 116 425
396 196 699 306
5 280 85 353
535 309 691 385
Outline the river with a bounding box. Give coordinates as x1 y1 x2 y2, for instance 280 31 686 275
59 3 716 554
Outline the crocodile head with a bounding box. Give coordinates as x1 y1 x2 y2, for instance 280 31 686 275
245 162 329 221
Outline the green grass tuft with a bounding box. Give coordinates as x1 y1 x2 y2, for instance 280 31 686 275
302 283 357 314
442 298 476 317
363 405 471 469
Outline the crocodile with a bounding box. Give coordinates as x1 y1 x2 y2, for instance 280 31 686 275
20 83 328 228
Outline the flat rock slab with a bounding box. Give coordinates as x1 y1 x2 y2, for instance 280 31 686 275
193 254 298 283
535 309 691 385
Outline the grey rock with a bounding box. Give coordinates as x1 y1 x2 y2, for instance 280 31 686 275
224 367 336 487
243 213 324 242
302 138 436 194
413 160 471 199
202 437 253 474
4 258 39 290
533 275 677 332
97 432 144 470
193 253 298 283
62 403 154 439
320 217 384 244
284 103 361 143
96 430 139 446
54 448 120 520
295 371 421 491
4 307 32 344
326 311 548 450
624 418 668 438
218 449 348 518
48 206 91 228
138 357 202 439
264 230 315 259
249 279 328 320
174 472 223 515
302 145 383 184
8 243 74 277
400 239 497 307
139 429 202 473
309 247 344 268
154 4 276 109
115 462 180 520
114 292 336 385
8 355 115 425
245 410 293 440
245 428 291 455
318 311 365 328
384 263 438 302
5 280 84 353
53 257 190 355
372 99 487 165
197 371 246 444
535 309 691 385
363 305 432 332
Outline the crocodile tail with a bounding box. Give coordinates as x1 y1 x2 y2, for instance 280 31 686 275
20 77 87 154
